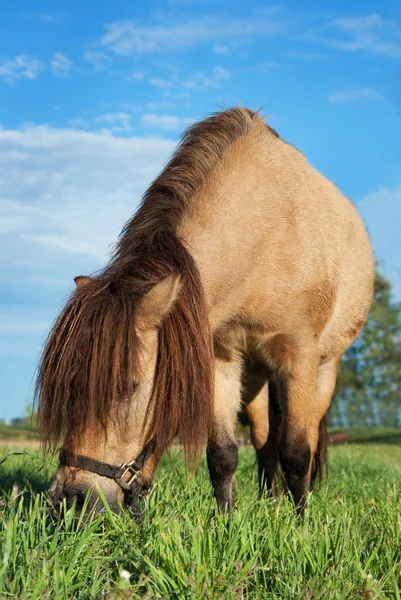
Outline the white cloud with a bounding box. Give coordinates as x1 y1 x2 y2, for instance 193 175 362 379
67 113 133 134
121 100 176 112
244 61 277 74
129 71 145 81
23 11 63 24
68 117 89 129
313 13 401 58
145 100 175 111
183 66 231 90
164 90 191 100
141 114 193 131
288 51 326 62
168 0 225 5
99 14 287 55
359 185 401 299
82 50 111 71
50 52 72 77
329 88 380 105
214 45 230 56
150 77 174 89
331 14 383 33
0 125 175 269
93 112 132 132
0 55 44 83
39 13 61 24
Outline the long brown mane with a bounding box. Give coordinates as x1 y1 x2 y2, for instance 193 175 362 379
35 107 260 460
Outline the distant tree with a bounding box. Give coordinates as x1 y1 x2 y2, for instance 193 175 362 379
330 270 401 428
22 403 38 430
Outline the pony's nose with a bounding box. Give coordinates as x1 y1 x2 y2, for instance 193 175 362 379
64 487 86 510
48 483 89 513
48 479 122 517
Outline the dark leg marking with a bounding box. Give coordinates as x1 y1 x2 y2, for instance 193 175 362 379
279 435 311 516
207 439 238 513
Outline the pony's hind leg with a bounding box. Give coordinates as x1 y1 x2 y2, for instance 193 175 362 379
243 366 279 495
278 357 339 515
207 358 242 513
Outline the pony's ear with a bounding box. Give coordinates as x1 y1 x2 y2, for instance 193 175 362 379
136 274 182 329
74 275 92 289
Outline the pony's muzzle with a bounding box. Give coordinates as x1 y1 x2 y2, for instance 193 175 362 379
47 467 123 518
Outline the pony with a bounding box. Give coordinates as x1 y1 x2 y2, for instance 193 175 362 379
36 107 374 517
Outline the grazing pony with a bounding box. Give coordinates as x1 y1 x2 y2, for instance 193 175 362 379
36 108 374 517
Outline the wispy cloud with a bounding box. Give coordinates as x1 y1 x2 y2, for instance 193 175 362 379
244 61 277 74
93 112 132 132
23 11 63 24
0 55 44 83
141 114 193 131
328 88 380 104
311 13 401 58
150 77 174 89
82 50 111 71
99 14 288 55
68 113 133 133
68 117 89 129
214 45 231 56
128 71 146 81
121 99 176 112
168 0 225 5
183 66 230 90
39 13 62 24
0 125 175 268
50 52 72 77
145 100 175 111
288 51 327 62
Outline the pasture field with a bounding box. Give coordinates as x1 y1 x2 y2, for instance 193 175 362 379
0 439 400 599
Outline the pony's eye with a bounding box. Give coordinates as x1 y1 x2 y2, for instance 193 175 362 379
118 382 138 400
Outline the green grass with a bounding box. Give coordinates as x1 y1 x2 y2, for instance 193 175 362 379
0 443 400 599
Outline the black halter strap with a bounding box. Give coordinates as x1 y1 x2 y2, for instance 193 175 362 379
59 438 156 492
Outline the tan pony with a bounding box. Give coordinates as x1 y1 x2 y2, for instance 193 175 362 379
36 108 374 517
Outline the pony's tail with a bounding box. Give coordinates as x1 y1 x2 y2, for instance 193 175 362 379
311 413 328 486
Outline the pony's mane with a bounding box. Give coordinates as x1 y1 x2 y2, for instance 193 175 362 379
35 107 261 460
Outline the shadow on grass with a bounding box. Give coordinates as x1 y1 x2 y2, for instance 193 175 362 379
0 470 52 496
0 452 55 500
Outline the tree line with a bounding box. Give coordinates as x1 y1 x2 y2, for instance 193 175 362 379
330 270 401 428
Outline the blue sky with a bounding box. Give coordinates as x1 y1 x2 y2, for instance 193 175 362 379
0 1 400 419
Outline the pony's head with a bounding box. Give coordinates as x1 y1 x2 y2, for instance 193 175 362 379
37 261 213 518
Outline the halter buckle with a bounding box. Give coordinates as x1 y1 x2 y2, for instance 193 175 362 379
115 460 141 492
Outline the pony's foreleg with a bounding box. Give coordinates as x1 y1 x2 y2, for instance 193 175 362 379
279 357 339 515
278 359 317 515
207 358 242 513
310 358 340 483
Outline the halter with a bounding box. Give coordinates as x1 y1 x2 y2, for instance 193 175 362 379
59 438 156 516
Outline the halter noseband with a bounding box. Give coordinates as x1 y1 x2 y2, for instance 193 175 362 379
59 438 156 514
